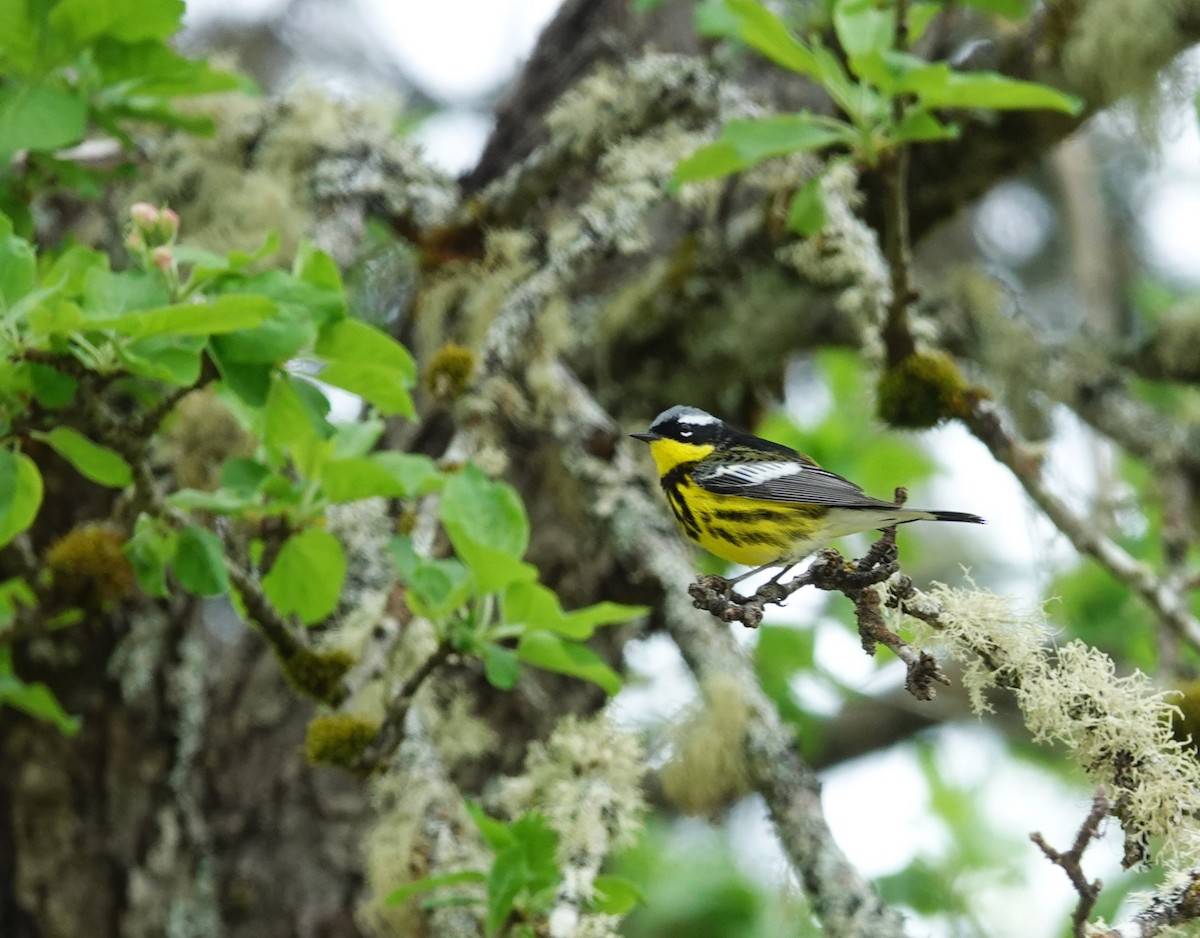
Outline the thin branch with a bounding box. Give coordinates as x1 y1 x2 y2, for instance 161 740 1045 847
1030 789 1109 938
961 398 1200 651
880 0 916 365
688 493 950 700
356 641 454 772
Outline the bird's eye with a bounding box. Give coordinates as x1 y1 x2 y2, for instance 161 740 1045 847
679 429 693 438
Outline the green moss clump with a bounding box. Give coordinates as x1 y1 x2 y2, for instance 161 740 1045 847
423 342 476 402
876 350 968 430
305 713 378 770
282 648 355 704
45 522 135 607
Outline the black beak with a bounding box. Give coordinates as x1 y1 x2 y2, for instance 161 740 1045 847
630 431 659 443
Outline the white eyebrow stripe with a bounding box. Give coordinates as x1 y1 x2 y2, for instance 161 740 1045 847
703 461 803 483
675 411 719 425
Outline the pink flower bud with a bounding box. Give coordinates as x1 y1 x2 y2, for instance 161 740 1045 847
124 230 145 252
159 207 180 238
151 245 173 272
130 202 159 227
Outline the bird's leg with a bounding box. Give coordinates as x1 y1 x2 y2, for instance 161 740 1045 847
722 561 793 599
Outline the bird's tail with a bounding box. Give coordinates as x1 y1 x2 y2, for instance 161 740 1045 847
927 510 985 525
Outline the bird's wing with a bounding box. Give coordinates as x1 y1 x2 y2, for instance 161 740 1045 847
693 459 891 508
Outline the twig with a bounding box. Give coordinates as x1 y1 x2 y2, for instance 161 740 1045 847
962 398 1200 651
688 491 950 700
355 641 454 772
1030 789 1109 938
881 0 916 365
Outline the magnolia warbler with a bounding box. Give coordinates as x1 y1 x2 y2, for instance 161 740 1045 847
631 405 983 581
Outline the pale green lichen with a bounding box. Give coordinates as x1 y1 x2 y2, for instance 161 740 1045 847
1060 0 1188 106
897 583 1200 861
414 228 537 360
776 161 889 330
500 713 645 930
422 675 499 768
361 731 487 936
660 673 754 816
130 87 454 263
544 55 719 160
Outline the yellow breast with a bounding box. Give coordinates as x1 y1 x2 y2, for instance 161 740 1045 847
646 439 827 566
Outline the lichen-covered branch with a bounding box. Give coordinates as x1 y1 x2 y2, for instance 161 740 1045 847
961 399 1200 650
1089 869 1200 938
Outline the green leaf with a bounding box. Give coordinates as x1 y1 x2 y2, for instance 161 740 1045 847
0 656 80 735
384 870 487 908
322 452 442 503
331 418 384 458
117 334 205 385
466 802 517 851
787 174 827 237
315 319 417 417
173 525 230 597
673 114 853 187
209 349 273 406
88 294 277 338
721 114 853 162
390 538 475 621
888 108 959 144
440 466 536 593
694 0 739 36
503 582 644 641
168 488 260 515
263 375 333 475
482 642 521 690
0 84 87 162
724 0 820 78
486 813 559 934
902 64 1083 114
441 465 528 557
672 141 745 185
81 267 169 317
261 528 346 625
32 427 133 488
28 364 77 408
208 304 316 365
220 457 272 495
517 631 622 695
591 875 645 915
834 0 894 60
0 578 35 628
124 514 177 598
908 2 942 43
561 600 648 640
0 214 36 307
0 450 42 548
92 38 243 97
48 0 185 43
956 0 1033 16
503 581 565 634
294 242 345 295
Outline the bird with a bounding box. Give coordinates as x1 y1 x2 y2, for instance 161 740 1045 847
630 404 983 584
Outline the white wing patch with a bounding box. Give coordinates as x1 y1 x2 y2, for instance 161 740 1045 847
701 461 804 485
